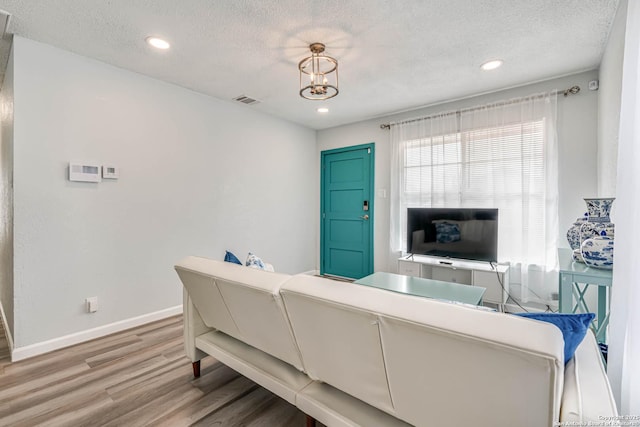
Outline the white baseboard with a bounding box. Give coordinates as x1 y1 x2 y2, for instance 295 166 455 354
0 300 14 353
301 269 320 276
11 305 182 362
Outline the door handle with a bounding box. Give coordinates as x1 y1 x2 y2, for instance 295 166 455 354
360 215 369 220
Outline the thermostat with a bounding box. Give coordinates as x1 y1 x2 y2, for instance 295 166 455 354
102 165 119 179
69 162 101 183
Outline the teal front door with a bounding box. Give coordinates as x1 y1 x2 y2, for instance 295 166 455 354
321 143 374 279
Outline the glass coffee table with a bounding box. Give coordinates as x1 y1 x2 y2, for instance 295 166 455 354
354 272 485 306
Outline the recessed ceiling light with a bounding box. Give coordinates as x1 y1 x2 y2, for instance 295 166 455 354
317 107 329 113
480 59 503 71
146 36 170 50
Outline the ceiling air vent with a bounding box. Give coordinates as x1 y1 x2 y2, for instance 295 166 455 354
233 95 260 106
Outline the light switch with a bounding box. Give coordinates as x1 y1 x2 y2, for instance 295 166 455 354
102 166 119 179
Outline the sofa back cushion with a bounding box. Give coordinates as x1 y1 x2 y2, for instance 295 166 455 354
379 313 563 426
175 262 240 338
280 275 394 414
282 274 565 426
175 256 304 370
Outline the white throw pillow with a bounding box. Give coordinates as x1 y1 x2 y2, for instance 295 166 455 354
246 252 266 269
246 252 274 271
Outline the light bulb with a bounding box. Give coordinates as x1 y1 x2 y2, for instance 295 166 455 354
480 59 503 71
145 36 171 50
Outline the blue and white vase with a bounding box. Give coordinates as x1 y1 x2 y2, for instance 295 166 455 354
572 197 615 268
581 234 614 270
567 212 588 250
579 198 615 244
584 198 615 220
572 248 584 263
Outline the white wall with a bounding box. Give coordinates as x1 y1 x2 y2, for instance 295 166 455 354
0 44 14 342
598 0 627 197
608 0 640 412
317 71 600 273
10 37 317 349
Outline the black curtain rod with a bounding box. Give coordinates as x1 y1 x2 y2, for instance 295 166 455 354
379 86 580 130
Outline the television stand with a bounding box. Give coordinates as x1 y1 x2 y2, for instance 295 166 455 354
397 255 509 309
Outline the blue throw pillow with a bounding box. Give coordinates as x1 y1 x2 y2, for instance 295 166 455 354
434 222 461 243
515 312 595 364
224 250 242 265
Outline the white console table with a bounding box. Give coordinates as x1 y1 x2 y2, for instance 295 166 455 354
398 255 509 308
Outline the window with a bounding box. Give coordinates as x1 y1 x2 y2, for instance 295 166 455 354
390 92 558 302
400 120 546 263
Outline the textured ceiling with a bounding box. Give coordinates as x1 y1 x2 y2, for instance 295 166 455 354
0 0 620 130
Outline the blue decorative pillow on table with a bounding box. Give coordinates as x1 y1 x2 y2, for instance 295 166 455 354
434 222 461 243
224 250 242 265
515 312 595 364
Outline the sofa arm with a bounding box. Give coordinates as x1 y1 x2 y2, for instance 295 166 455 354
560 330 618 422
183 287 213 363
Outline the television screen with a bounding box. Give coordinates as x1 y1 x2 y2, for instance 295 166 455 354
406 208 499 263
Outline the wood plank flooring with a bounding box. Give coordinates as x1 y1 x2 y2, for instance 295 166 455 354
0 315 316 427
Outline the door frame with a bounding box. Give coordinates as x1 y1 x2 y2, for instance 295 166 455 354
320 143 375 277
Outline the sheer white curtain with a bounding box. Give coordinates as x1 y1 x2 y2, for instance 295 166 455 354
609 0 640 414
389 111 459 261
390 92 559 303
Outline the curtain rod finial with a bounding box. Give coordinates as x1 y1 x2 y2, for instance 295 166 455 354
563 86 580 97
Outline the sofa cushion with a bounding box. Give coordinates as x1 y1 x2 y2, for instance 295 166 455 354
175 264 240 339
246 252 267 269
216 277 304 370
175 257 304 370
281 275 395 414
297 382 412 427
224 250 242 265
283 273 565 426
560 329 618 422
515 312 595 364
380 312 562 427
196 330 311 405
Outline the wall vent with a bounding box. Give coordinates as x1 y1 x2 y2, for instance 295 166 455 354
233 95 260 105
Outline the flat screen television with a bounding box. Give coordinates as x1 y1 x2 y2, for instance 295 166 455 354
406 208 499 263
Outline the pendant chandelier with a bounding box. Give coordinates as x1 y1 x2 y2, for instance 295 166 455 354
298 43 339 100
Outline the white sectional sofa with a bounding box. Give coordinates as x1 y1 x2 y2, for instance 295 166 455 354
175 256 618 427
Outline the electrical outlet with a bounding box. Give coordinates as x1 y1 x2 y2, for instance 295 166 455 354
86 297 98 313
